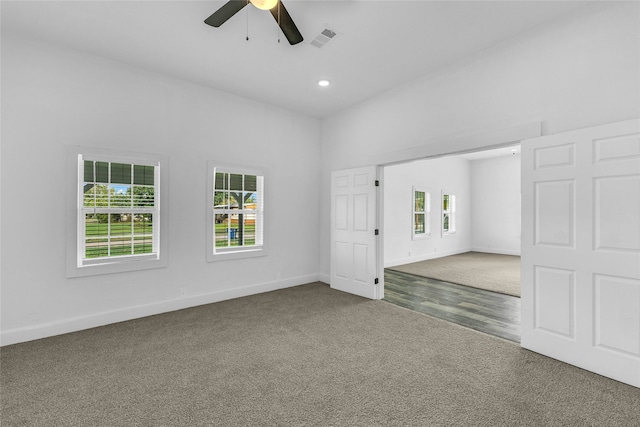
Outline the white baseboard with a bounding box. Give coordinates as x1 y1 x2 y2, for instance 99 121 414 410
0 274 321 347
318 273 330 285
384 248 471 268
470 247 521 256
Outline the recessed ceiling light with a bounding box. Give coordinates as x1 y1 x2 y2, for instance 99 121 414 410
318 79 331 87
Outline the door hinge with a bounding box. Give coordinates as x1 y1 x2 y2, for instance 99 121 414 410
375 180 379 187
374 278 379 284
374 229 379 235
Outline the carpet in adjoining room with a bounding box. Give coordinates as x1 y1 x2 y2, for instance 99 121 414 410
387 251 521 297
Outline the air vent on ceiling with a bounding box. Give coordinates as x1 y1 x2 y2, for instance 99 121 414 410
310 28 337 48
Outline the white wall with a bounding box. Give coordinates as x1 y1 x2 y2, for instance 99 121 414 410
470 154 521 255
320 2 639 277
0 36 322 345
384 157 471 267
2 2 639 344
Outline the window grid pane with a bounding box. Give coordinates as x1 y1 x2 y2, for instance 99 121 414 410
215 214 229 247
109 213 132 256
245 175 257 192
133 186 155 207
229 213 241 246
133 214 153 254
414 213 425 234
85 214 108 258
134 165 154 186
229 174 243 191
415 191 425 212
95 162 109 183
215 172 228 190
109 184 132 207
110 163 131 184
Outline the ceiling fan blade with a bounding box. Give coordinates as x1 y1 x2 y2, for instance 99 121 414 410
204 0 248 27
269 1 304 45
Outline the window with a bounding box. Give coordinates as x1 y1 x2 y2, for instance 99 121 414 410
442 192 456 235
67 146 168 277
207 163 265 261
412 187 430 239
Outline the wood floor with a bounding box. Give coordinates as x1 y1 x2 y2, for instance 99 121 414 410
383 269 521 343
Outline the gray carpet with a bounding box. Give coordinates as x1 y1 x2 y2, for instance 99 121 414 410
2 282 638 426
388 251 521 297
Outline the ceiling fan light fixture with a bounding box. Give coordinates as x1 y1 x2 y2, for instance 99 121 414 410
205 0 302 45
250 0 278 11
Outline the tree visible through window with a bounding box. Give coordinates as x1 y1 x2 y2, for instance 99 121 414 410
413 187 430 239
82 160 157 261
442 193 456 234
68 147 167 278
210 166 264 260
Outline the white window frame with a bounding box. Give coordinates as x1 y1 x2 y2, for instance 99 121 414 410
412 186 430 240
207 162 267 262
66 146 168 277
442 191 456 236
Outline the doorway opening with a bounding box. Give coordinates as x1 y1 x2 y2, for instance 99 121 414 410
381 144 522 342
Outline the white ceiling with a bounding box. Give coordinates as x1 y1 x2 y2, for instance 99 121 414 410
2 1 593 118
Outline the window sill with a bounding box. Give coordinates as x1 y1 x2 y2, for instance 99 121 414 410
67 255 167 278
412 233 431 240
208 246 267 262
82 253 158 266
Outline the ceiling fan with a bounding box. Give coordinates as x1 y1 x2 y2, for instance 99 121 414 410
205 0 304 45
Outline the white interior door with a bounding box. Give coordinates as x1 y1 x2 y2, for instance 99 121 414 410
330 166 382 299
521 118 640 387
